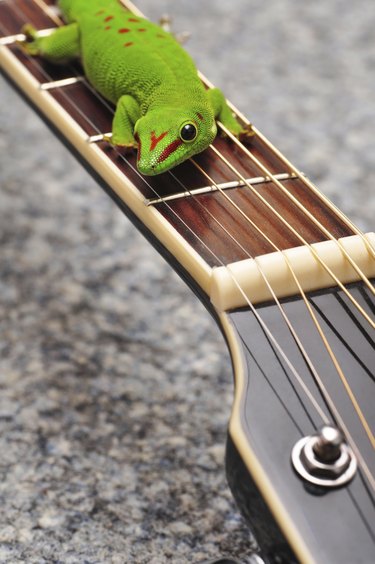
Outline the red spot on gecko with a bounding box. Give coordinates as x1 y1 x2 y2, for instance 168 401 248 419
124 42 133 47
150 130 169 151
128 18 139 22
138 28 146 32
158 139 183 163
197 113 204 121
118 28 131 33
104 26 111 31
104 16 114 22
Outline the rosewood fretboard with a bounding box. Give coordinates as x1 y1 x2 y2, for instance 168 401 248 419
0 0 356 269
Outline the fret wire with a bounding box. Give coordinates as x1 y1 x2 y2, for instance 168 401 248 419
8 0 373 485
0 33 25 45
210 144 375 330
0 28 55 46
88 132 112 143
40 76 84 90
189 160 375 482
14 34 114 141
218 122 375 297
146 172 297 206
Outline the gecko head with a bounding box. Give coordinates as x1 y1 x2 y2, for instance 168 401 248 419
134 107 217 176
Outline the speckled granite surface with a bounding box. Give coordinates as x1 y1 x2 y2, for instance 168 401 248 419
0 1 374 563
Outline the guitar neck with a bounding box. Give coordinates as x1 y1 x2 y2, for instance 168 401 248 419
1 2 374 563
1 3 373 308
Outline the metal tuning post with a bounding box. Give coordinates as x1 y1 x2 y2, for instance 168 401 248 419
291 425 357 488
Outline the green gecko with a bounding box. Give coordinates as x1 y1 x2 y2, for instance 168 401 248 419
21 0 251 175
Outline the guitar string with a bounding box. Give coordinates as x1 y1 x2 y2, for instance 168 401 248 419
201 72 375 261
218 122 375 297
6 0 375 474
181 162 375 484
8 3 374 482
208 143 374 329
5 5 375 494
23 0 375 506
313 295 375 383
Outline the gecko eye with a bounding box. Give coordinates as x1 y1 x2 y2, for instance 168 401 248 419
179 122 197 143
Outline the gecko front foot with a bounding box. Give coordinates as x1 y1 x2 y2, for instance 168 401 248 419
21 23 38 40
238 123 256 144
103 134 138 153
18 24 40 56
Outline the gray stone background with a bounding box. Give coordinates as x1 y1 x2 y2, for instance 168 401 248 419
0 0 374 562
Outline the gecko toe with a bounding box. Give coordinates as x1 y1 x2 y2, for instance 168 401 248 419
238 123 255 144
